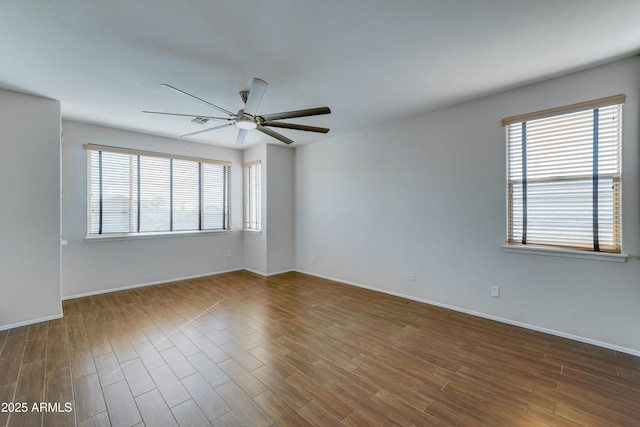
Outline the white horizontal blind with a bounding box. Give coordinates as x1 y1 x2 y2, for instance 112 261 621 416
139 155 171 232
87 146 230 236
172 159 200 231
244 161 261 230
88 150 133 234
506 100 622 253
202 162 230 230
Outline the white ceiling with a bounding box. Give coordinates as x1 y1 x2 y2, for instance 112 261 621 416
1 0 639 148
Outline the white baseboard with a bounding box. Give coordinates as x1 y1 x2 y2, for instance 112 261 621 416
244 268 295 277
295 269 640 357
62 267 294 301
0 313 63 332
62 268 244 300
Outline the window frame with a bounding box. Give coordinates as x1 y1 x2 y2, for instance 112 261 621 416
502 95 627 262
243 160 262 232
85 144 231 239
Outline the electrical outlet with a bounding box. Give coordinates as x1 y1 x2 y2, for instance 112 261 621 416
226 250 232 258
409 272 415 281
311 256 315 263
491 286 500 298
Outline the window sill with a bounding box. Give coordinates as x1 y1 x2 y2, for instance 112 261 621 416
85 229 232 242
243 229 262 234
502 244 627 262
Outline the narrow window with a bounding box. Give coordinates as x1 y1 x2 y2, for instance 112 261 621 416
244 161 262 231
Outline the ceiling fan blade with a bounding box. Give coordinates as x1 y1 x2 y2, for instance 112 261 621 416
257 127 294 145
236 129 249 145
262 121 329 133
180 122 234 137
160 84 235 117
142 111 230 120
243 78 268 116
259 107 331 121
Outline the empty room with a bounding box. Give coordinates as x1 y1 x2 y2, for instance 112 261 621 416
1 1 640 426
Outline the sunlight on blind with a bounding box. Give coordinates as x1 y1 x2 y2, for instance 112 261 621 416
506 102 622 253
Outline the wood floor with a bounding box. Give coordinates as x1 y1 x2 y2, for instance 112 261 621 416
1 271 639 427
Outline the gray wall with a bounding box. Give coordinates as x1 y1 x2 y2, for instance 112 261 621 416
294 56 640 354
266 144 295 274
60 121 244 298
242 144 268 274
0 88 62 328
242 143 295 275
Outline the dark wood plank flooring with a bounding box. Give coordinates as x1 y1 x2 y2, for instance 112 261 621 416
1 271 639 426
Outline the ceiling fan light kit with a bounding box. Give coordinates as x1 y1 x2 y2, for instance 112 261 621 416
144 78 331 145
235 110 258 130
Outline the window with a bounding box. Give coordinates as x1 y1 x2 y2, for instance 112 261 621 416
244 160 261 231
504 95 624 254
86 144 230 236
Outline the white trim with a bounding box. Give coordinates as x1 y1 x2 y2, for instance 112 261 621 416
295 269 640 357
0 313 63 332
84 229 234 242
243 268 267 276
62 268 244 300
84 143 232 166
243 268 295 277
265 269 295 276
502 244 627 262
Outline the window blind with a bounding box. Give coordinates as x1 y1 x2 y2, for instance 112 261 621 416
244 161 262 230
86 145 230 236
172 159 200 231
138 155 171 232
202 162 230 230
505 97 623 253
88 151 134 234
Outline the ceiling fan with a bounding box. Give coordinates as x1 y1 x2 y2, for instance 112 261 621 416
143 78 331 145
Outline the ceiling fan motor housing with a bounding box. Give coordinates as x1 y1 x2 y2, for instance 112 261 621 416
235 109 257 129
